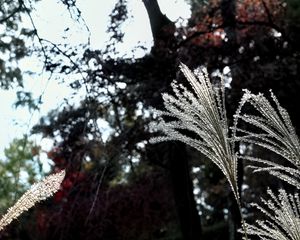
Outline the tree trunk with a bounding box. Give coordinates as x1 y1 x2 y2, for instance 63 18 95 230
168 143 202 240
221 0 237 48
142 0 176 51
142 1 202 238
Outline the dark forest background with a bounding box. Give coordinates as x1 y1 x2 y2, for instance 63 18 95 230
0 0 300 239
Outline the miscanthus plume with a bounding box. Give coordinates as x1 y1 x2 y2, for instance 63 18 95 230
150 64 300 239
150 63 240 202
0 170 65 232
233 90 300 189
243 189 300 240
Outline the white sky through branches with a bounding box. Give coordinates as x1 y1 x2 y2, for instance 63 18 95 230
0 0 190 171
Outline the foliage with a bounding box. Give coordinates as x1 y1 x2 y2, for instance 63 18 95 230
34 167 179 240
26 0 300 238
0 137 43 213
0 0 39 89
0 0 44 112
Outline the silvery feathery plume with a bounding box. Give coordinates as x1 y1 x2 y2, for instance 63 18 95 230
233 90 300 189
0 170 65 232
242 188 300 240
150 63 240 202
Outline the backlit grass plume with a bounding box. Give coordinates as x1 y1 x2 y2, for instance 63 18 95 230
0 170 65 232
150 64 300 239
150 63 240 202
233 90 300 189
242 189 300 240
